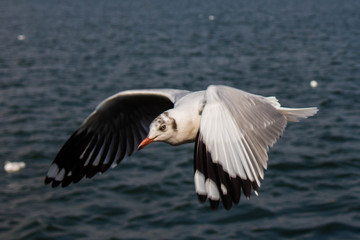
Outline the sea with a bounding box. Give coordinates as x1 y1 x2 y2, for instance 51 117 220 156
1 0 360 239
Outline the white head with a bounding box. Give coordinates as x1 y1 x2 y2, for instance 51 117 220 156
138 111 178 150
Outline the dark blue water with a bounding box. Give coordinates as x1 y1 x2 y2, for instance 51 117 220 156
1 0 360 239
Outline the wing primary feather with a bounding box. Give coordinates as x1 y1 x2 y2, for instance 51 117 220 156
126 110 144 148
231 139 247 180
245 133 268 170
80 134 95 160
117 114 127 163
240 137 260 186
241 179 252 199
83 134 100 167
79 134 97 162
125 125 134 156
244 134 265 179
205 143 220 209
91 141 105 167
194 132 207 203
101 132 119 172
218 120 235 178
87 135 112 178
120 112 134 157
47 130 93 186
70 134 100 183
230 176 241 204
138 119 150 137
195 132 235 209
110 136 124 170
259 125 278 147
84 136 104 178
252 181 259 192
46 90 181 187
215 164 233 210
132 121 144 144
241 138 262 185
103 134 116 166
137 121 149 140
236 137 255 182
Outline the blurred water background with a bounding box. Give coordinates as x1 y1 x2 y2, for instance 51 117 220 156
1 0 360 239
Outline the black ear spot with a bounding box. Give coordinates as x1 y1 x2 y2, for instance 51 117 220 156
172 119 177 131
159 124 166 131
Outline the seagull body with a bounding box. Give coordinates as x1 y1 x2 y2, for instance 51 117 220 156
45 85 318 210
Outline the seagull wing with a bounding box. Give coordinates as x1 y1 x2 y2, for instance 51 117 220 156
45 89 190 187
194 85 287 209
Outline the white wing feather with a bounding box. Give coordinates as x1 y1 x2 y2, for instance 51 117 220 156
200 85 287 187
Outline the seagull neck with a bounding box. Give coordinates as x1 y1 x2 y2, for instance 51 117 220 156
167 104 201 145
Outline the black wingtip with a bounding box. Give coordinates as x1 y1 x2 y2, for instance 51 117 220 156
86 166 99 178
209 200 220 209
51 180 61 188
100 164 111 173
230 177 241 204
221 195 233 210
61 178 72 187
193 131 264 210
44 177 52 185
197 194 207 203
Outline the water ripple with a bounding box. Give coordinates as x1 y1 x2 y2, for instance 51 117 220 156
1 0 360 239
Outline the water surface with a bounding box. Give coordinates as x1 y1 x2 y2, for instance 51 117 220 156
1 0 360 239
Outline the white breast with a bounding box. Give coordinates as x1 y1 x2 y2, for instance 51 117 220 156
166 91 205 145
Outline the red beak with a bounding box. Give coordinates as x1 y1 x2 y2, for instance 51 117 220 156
137 137 155 151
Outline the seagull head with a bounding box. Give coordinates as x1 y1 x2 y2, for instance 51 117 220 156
138 111 178 150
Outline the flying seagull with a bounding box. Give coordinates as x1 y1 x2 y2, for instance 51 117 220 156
45 85 318 210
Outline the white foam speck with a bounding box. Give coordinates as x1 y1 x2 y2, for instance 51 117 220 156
310 80 318 88
4 161 26 173
17 35 25 41
209 15 215 21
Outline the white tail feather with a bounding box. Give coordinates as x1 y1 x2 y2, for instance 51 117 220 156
278 107 318 122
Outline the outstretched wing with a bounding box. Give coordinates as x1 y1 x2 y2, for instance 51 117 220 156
45 89 189 187
194 85 287 209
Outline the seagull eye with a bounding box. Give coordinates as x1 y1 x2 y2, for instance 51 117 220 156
159 125 166 131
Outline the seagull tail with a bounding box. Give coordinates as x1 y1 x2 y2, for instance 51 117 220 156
278 107 318 122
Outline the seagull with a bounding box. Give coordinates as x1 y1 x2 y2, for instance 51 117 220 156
45 85 318 210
